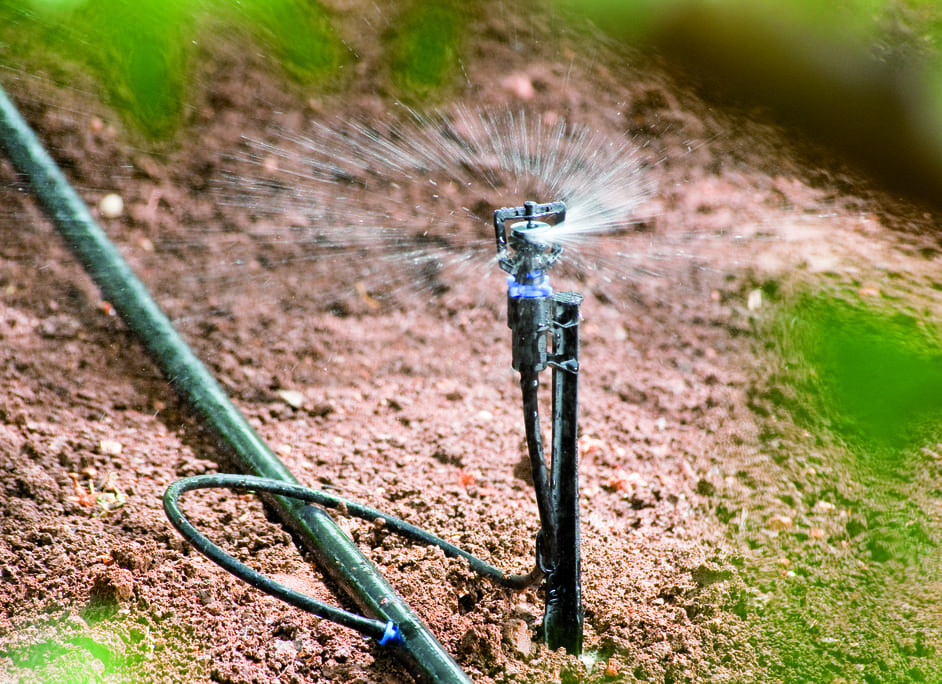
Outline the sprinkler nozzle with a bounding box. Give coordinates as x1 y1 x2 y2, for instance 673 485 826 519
495 200 565 285
495 201 566 372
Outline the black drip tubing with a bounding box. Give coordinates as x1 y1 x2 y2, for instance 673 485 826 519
164 474 541 636
0 84 478 684
165 475 400 645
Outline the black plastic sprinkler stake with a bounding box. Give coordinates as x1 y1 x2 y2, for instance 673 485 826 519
546 290 584 653
495 201 585 655
0 84 474 684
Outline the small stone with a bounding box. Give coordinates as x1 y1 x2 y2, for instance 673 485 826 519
605 658 619 677
99 440 123 456
747 288 763 311
578 435 605 455
767 515 793 532
502 617 532 658
99 193 124 219
277 389 305 409
501 73 535 99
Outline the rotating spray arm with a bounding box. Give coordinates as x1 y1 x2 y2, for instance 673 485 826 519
494 200 565 284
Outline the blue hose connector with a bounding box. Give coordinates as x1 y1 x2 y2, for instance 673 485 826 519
378 620 403 646
507 273 553 299
506 274 553 372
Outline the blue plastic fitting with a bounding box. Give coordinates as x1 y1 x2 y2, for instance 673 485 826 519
507 274 553 299
378 620 403 646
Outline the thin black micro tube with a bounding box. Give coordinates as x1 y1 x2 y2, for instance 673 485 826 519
0 84 488 684
163 474 540 644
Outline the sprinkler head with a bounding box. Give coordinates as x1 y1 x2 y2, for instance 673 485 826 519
495 200 565 285
495 201 566 373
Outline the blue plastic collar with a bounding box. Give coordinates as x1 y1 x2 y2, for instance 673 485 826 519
507 274 553 299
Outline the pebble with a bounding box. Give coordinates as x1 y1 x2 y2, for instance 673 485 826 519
99 439 123 456
747 288 763 311
90 568 134 603
98 193 124 219
277 389 305 409
767 515 793 531
502 617 532 658
605 658 619 677
501 73 535 99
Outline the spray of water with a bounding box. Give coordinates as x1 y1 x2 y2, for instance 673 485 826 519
211 105 653 307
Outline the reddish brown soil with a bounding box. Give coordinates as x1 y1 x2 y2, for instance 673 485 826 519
2 4 942 684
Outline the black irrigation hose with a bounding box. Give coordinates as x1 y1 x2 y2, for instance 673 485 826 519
164 474 541 633
0 84 475 684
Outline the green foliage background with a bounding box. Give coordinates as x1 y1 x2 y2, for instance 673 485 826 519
0 0 466 139
4 0 942 184
0 0 346 138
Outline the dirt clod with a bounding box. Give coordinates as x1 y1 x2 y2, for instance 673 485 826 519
89 568 134 604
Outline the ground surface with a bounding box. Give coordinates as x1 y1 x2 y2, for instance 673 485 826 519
2 3 942 683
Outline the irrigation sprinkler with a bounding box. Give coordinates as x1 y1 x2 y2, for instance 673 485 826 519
495 200 584 655
1 79 586 679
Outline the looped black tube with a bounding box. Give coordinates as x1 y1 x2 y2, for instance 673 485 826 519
164 474 542 640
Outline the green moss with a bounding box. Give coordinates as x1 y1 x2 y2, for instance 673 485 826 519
387 0 465 100
223 0 346 84
0 0 345 140
770 292 942 455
